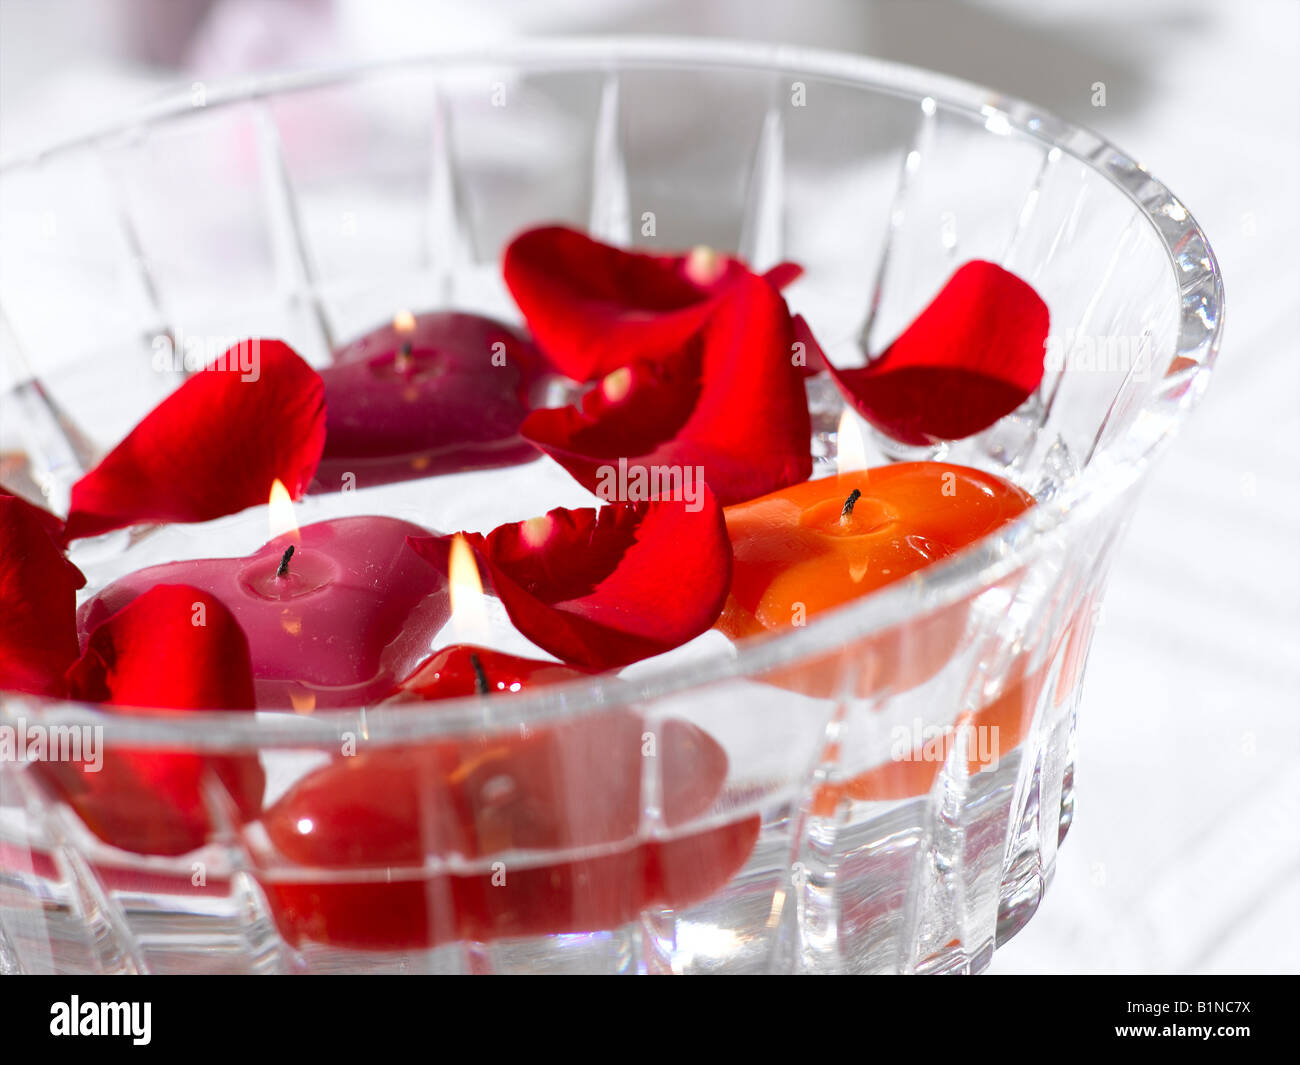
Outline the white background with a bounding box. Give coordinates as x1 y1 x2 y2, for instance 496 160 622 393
1 0 1297 973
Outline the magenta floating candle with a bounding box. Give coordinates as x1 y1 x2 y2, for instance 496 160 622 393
314 310 547 491
79 494 449 711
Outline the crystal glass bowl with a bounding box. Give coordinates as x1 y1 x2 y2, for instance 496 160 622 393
0 39 1222 974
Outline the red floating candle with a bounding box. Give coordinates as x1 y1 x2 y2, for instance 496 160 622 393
389 643 593 700
258 710 754 951
253 543 757 950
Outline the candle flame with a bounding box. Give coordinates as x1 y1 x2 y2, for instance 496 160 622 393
684 245 725 286
393 309 416 336
836 408 869 475
289 691 316 714
447 533 489 643
267 479 301 542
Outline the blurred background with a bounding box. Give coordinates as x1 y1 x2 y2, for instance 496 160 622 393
1 0 1296 974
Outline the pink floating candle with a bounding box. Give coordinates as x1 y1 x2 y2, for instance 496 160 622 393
314 310 547 491
79 506 449 710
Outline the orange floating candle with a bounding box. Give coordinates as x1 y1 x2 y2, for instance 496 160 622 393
716 420 1039 801
717 409 1034 705
719 461 1035 639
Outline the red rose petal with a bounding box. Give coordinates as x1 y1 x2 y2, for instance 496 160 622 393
37 744 265 857
66 584 256 710
0 493 85 696
763 261 804 290
504 225 801 381
791 313 829 376
0 485 67 541
408 495 732 670
64 340 326 541
826 260 1049 445
38 585 263 856
521 272 813 507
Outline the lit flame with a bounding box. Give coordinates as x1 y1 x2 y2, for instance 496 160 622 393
684 245 724 286
267 479 300 542
836 408 869 475
289 691 316 714
393 309 416 336
447 533 489 643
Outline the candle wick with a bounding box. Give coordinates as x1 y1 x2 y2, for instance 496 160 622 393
396 342 414 373
469 652 491 696
276 545 295 578
840 488 862 522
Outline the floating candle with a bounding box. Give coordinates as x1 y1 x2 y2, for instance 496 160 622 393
389 644 591 700
719 461 1034 638
79 503 449 710
717 412 1034 699
257 710 755 950
314 311 547 491
253 540 757 950
384 532 595 701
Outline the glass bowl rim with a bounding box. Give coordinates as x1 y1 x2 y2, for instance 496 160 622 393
0 36 1224 746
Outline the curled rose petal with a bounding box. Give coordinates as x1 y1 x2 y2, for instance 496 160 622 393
37 742 266 857
0 485 66 540
504 224 801 381
762 261 804 291
64 340 326 541
408 495 732 670
314 312 546 492
38 585 263 856
826 260 1049 445
65 584 256 709
522 272 813 507
0 493 85 695
791 313 829 377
